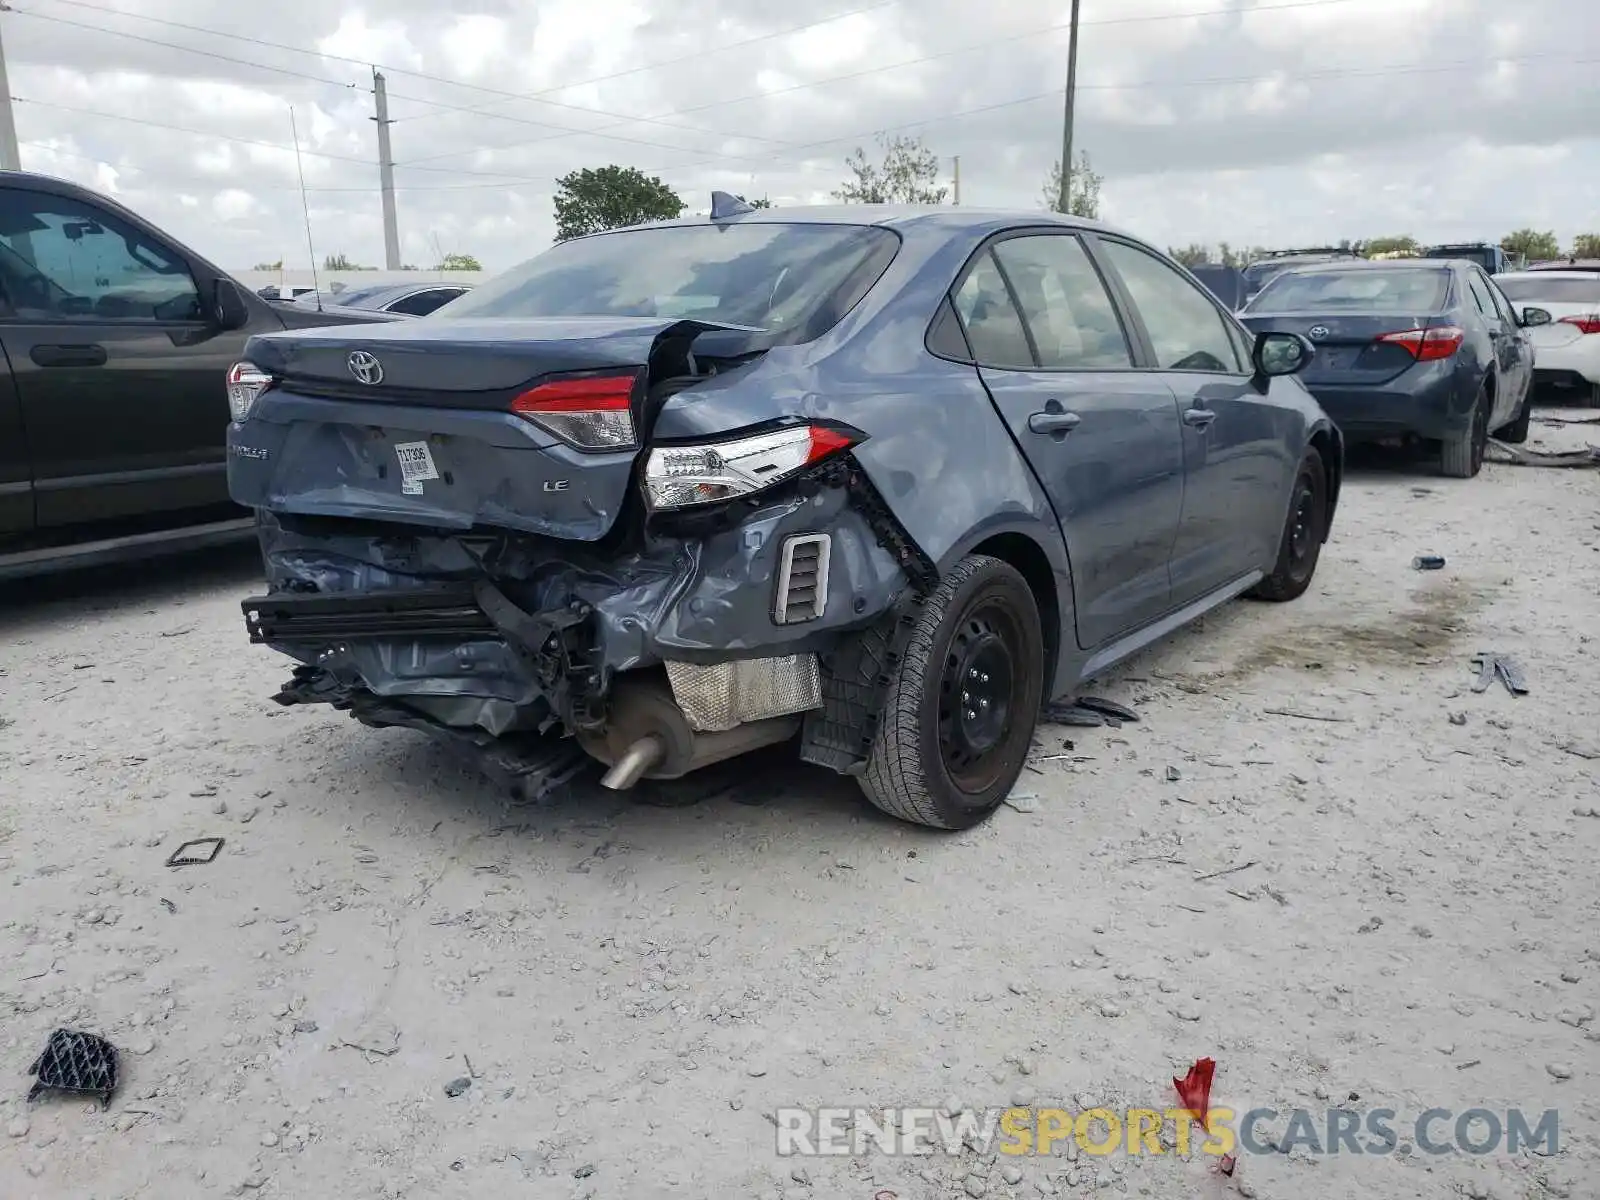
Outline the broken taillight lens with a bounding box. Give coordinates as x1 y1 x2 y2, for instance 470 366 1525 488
644 423 861 510
510 372 639 450
226 361 274 423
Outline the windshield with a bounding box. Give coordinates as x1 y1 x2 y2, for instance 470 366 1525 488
1495 276 1600 304
437 222 900 341
1246 267 1449 313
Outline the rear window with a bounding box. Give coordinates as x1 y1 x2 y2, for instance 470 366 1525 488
1247 268 1449 313
1495 276 1600 304
439 222 900 343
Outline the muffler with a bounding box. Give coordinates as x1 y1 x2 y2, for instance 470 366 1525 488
581 673 799 790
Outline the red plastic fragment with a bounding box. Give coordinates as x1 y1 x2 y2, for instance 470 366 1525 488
1173 1056 1217 1126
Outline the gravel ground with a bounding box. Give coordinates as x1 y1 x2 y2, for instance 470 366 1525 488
2 410 1597 1200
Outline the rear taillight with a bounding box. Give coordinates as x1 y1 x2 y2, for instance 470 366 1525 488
644 422 863 510
1375 325 1464 361
1558 314 1600 334
510 372 639 450
226 361 274 422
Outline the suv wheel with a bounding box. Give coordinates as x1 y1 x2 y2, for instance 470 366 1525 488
860 555 1043 830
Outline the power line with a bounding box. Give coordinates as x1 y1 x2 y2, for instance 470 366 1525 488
387 0 1462 168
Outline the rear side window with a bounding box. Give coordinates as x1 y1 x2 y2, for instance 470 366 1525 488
388 288 460 316
990 235 1132 369
1466 275 1493 316
1099 240 1242 373
1251 268 1450 314
952 252 1034 370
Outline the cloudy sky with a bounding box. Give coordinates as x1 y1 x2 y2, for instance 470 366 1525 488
5 0 1598 272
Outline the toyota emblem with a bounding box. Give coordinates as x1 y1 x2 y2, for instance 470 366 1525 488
347 350 383 385
1307 325 1329 341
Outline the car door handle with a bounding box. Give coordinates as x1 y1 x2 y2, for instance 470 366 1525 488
1027 409 1081 435
31 343 108 368
1182 407 1216 429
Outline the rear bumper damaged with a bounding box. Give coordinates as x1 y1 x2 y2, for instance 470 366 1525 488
244 462 931 790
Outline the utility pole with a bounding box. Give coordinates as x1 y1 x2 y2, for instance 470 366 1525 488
952 156 960 205
371 69 401 270
1056 0 1082 214
0 4 23 172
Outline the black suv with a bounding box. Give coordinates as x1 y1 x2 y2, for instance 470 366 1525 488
0 172 399 581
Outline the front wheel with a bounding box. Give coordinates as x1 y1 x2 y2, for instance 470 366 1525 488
1247 447 1327 603
859 555 1044 830
1441 382 1491 478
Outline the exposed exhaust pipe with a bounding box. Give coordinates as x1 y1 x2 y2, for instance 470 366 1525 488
600 735 665 790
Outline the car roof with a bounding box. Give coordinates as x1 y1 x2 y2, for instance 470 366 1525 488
1497 270 1600 282
1274 258 1454 273
575 205 1109 239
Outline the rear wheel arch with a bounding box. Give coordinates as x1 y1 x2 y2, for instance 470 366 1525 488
968 530 1063 694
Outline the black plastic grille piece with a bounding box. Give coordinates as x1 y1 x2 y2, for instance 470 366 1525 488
27 1029 120 1108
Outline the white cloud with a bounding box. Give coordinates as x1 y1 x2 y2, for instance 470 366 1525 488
3 0 1596 272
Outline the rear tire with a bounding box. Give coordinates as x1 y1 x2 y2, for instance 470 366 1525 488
1440 381 1491 478
1497 385 1532 444
859 555 1044 830
1247 447 1327 603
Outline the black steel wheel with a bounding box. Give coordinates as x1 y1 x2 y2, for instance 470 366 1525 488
861 555 1044 829
1247 447 1328 603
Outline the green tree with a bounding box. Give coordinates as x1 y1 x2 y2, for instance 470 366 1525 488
1363 235 1419 257
740 195 773 209
553 165 685 241
1041 151 1103 219
1168 245 1212 267
1571 233 1600 259
323 253 374 271
835 134 948 204
436 253 482 271
252 259 283 271
1500 228 1560 264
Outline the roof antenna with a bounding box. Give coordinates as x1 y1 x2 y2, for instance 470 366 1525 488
710 190 755 221
289 106 323 312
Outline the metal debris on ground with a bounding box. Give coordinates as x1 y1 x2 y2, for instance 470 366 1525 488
26 1029 120 1108
164 837 224 867
1485 440 1600 468
1470 652 1529 696
443 1076 472 1098
1412 555 1446 570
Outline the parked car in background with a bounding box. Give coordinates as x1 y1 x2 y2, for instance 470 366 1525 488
1495 270 1600 404
1188 263 1247 310
1525 258 1600 274
256 284 316 301
1240 259 1539 477
290 281 473 317
0 171 404 580
1421 243 1511 274
1241 247 1363 302
227 199 1340 830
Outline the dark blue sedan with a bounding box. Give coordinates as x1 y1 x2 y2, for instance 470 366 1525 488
1240 259 1539 477
225 200 1343 829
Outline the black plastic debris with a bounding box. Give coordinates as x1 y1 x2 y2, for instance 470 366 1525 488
1470 652 1529 697
1412 555 1446 571
1041 702 1106 727
165 837 224 867
444 1077 472 1098
1078 696 1140 723
27 1029 119 1108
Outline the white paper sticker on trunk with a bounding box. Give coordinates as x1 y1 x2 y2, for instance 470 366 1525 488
394 441 440 492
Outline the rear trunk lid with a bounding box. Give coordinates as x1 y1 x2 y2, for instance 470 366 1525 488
1523 301 1600 351
230 316 753 541
1239 312 1445 386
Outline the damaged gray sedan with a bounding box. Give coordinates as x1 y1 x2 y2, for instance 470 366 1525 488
226 198 1341 829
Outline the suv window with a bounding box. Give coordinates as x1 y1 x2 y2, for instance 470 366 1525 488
0 188 201 322
1100 240 1243 373
990 235 1131 369
952 251 1034 370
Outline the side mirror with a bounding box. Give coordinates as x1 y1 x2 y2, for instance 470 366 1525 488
1520 306 1553 328
1253 330 1314 377
213 278 250 331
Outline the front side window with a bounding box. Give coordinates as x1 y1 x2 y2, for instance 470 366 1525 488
990 235 1132 370
439 222 899 344
0 189 201 322
1100 240 1242 373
